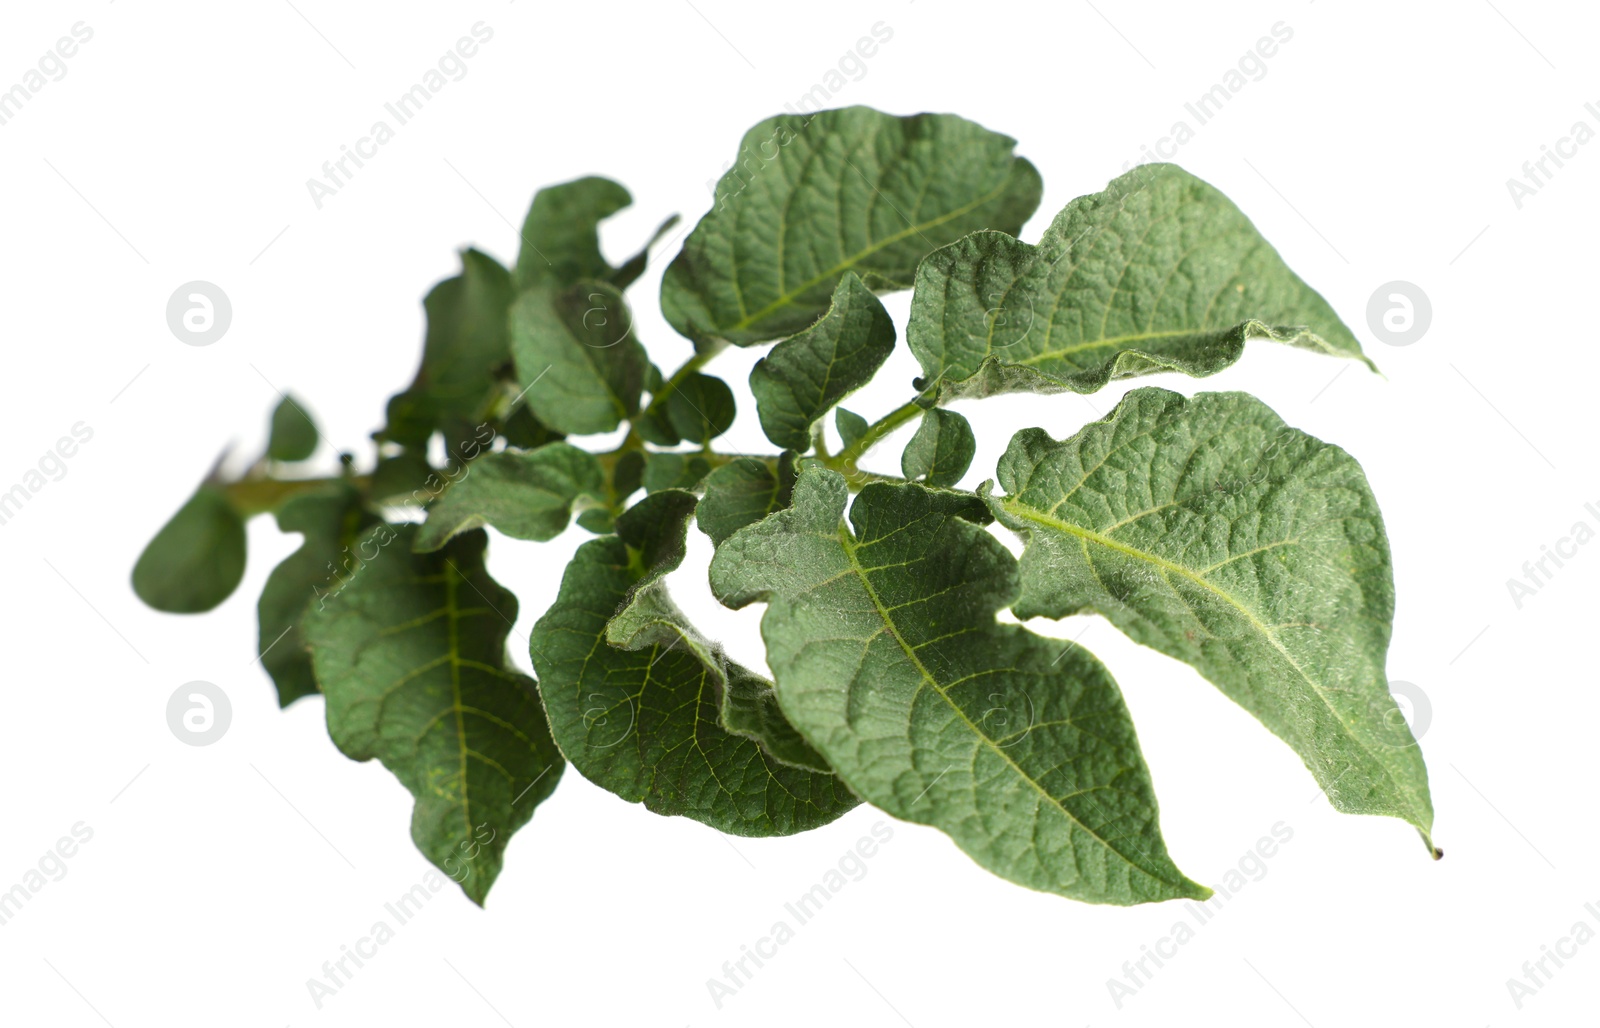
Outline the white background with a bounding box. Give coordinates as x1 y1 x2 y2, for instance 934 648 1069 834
1 1 1595 1025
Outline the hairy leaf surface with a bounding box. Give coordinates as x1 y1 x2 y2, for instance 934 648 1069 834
510 280 648 435
696 455 794 546
990 387 1433 847
908 164 1371 401
662 106 1042 349
414 444 604 552
901 408 975 487
710 468 1205 904
749 273 896 451
305 526 564 904
530 491 857 835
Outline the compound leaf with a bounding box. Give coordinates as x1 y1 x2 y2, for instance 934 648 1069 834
709 467 1206 904
989 387 1433 849
258 484 378 707
132 485 247 614
530 491 857 835
414 443 605 552
510 280 648 435
662 106 1042 349
305 526 564 905
908 164 1372 402
749 273 896 451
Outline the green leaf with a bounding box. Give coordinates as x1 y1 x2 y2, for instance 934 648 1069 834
907 164 1372 402
513 176 632 291
695 455 794 546
499 404 563 450
414 443 605 552
258 484 378 707
268 394 318 462
835 408 869 451
749 273 896 451
661 106 1043 349
718 665 832 773
901 408 975 487
612 450 645 503
530 491 857 835
642 451 712 494
305 526 564 904
665 373 737 443
989 387 1433 849
382 249 514 446
510 280 648 435
132 485 247 613
370 450 435 504
709 467 1206 904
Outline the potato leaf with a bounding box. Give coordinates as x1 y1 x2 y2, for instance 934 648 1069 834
132 485 247 614
305 526 564 904
908 164 1372 401
530 491 857 835
710 467 1206 904
413 443 605 552
989 387 1434 849
662 106 1042 349
258 484 378 707
267 394 318 462
749 273 896 451
509 280 648 435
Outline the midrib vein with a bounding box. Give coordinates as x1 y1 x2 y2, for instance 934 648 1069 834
1001 499 1425 826
834 525 1173 886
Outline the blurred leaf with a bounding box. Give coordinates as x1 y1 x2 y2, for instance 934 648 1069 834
132 485 247 614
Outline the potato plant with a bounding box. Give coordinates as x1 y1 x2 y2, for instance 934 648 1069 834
133 106 1434 906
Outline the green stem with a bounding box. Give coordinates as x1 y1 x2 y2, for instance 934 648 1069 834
222 475 371 517
828 399 925 474
633 346 720 428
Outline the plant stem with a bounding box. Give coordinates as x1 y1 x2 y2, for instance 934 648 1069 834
633 346 720 428
828 399 925 474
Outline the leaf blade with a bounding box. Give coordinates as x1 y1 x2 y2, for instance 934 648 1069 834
662 106 1042 349
991 387 1433 846
909 164 1372 401
710 468 1205 904
305 526 564 904
749 273 896 451
531 492 857 835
